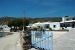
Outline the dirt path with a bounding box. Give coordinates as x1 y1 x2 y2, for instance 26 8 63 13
0 32 22 50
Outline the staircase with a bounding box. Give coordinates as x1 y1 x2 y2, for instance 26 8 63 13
28 48 38 50
23 43 30 50
22 31 31 50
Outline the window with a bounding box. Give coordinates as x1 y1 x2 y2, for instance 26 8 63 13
66 23 70 27
65 23 70 28
60 23 65 27
72 24 74 28
45 24 49 29
53 25 56 28
66 18 69 21
72 18 75 20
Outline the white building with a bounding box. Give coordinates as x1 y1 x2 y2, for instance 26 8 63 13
50 22 60 30
27 22 61 30
26 24 38 29
60 16 75 30
26 16 75 30
0 25 11 32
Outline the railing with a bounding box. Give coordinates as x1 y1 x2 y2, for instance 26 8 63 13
31 31 53 50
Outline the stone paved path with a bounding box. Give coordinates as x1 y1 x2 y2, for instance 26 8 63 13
53 29 75 50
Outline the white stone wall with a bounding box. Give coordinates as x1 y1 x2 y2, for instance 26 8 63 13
50 22 61 30
62 17 75 22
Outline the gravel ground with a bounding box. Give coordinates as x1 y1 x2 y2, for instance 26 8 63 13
53 29 75 50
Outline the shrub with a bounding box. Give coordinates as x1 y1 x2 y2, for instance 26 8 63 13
49 28 52 31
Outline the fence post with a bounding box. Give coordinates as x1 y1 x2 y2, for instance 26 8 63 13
49 32 53 50
31 31 33 47
44 38 46 49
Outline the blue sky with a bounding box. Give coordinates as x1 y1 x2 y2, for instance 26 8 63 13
0 0 75 18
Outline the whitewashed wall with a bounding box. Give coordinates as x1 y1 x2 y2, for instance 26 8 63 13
50 22 61 30
62 17 75 22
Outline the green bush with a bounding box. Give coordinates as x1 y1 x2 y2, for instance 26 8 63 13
62 27 64 30
49 28 52 31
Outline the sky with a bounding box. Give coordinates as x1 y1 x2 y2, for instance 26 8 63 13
0 0 75 18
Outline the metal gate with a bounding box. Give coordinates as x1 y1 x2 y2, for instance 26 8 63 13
31 31 53 50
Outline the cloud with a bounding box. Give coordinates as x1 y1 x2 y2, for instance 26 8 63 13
39 0 64 8
40 0 75 8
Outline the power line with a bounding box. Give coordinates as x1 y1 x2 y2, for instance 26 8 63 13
25 0 44 12
22 0 44 31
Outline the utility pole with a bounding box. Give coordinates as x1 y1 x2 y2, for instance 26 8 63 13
22 11 25 31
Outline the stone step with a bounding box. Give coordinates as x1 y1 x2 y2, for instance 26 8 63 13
28 48 38 50
23 43 31 50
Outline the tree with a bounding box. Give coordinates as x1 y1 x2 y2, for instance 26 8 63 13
33 20 39 23
8 18 30 30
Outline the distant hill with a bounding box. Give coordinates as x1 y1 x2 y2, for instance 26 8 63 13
29 17 62 23
0 16 15 25
0 16 62 25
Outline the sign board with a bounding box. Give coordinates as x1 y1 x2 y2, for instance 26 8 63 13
35 31 42 38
